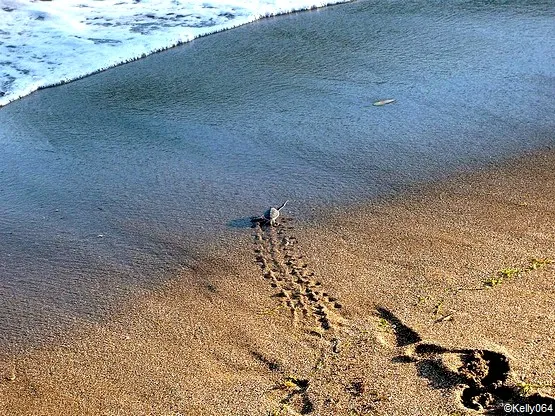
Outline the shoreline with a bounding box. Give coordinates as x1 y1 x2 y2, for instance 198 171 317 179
0 0 354 109
1 149 554 414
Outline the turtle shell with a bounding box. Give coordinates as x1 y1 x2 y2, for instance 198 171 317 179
264 207 280 220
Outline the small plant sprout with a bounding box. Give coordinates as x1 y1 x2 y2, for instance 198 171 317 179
516 378 554 396
416 295 431 306
377 318 391 331
527 258 553 271
484 275 503 288
483 258 553 288
281 376 309 392
282 378 299 389
499 267 521 279
266 404 292 416
484 267 520 288
434 300 445 318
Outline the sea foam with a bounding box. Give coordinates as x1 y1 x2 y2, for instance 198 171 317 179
0 0 351 107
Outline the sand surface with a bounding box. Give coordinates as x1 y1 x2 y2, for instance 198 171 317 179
1 150 554 415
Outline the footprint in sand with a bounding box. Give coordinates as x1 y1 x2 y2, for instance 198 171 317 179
378 307 555 413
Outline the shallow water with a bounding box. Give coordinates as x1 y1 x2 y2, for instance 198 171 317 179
0 0 554 349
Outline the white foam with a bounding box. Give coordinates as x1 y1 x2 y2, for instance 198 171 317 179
0 0 351 107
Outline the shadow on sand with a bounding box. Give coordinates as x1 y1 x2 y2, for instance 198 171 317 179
227 217 257 229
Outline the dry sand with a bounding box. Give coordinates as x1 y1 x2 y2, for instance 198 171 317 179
1 150 554 415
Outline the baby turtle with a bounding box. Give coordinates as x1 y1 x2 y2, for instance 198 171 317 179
253 200 288 226
264 200 288 226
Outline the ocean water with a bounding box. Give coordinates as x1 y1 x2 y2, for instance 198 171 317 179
0 0 554 349
0 0 352 107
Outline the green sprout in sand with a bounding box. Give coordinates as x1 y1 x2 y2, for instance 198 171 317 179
516 379 555 396
527 257 553 271
433 299 445 318
483 258 553 288
416 295 431 306
377 318 392 332
484 267 521 288
267 405 291 416
499 267 520 278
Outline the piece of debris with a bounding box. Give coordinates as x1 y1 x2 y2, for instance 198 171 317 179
373 99 396 106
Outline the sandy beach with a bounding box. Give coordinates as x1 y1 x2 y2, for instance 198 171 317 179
1 149 554 415
1 2 554 414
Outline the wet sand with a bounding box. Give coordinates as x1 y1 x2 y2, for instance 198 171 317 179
1 150 554 415
2 0 554 359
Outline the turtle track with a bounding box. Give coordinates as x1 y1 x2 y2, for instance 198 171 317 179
253 218 348 414
252 218 343 334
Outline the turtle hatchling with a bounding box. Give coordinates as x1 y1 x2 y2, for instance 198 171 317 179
263 200 288 226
